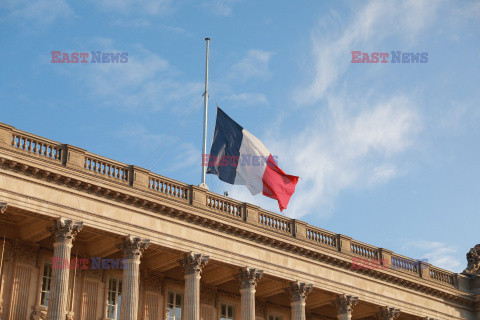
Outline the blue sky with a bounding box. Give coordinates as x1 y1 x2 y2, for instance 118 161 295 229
1 0 479 273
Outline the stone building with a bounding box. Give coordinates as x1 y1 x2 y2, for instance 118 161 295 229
0 122 478 320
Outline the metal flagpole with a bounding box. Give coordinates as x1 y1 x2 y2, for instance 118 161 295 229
200 37 210 190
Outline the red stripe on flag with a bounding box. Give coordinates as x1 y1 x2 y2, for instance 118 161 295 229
262 154 299 211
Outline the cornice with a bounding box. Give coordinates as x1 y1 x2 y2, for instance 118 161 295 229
0 150 475 307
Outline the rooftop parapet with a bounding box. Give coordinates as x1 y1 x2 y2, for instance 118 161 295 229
0 122 473 295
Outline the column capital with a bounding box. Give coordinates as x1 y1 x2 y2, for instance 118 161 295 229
0 202 6 214
332 294 358 315
376 306 400 320
117 235 150 260
237 267 263 289
47 218 83 243
180 252 209 276
286 281 313 303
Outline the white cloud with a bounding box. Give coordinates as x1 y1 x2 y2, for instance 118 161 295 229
369 164 397 185
77 42 203 112
220 94 419 216
295 0 441 106
217 2 431 216
403 241 463 272
270 95 419 218
247 0 439 217
1 0 73 30
230 50 274 81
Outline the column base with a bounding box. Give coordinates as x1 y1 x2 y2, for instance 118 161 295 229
66 311 75 320
31 305 48 320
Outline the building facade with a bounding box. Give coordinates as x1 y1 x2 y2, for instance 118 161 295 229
0 122 478 320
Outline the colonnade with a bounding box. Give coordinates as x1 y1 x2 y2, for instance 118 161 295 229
43 217 404 320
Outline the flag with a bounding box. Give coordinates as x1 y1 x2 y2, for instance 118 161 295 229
206 107 299 211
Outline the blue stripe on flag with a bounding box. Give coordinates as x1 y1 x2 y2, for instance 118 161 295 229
207 107 243 184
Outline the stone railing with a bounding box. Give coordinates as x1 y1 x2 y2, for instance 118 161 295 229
258 210 292 234
0 122 466 291
149 173 189 202
11 129 63 162
305 226 337 249
206 194 242 219
391 253 420 275
350 240 379 259
429 266 455 285
84 153 130 183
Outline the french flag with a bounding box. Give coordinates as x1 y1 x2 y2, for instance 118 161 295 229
206 107 299 211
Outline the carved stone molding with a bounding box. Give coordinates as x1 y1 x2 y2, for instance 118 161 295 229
0 153 474 306
331 294 358 315
286 281 313 303
0 202 6 214
464 244 480 277
13 240 39 265
217 289 240 301
47 218 83 243
140 269 164 293
376 306 400 320
30 305 47 320
180 252 209 276
83 268 103 280
116 235 150 260
237 267 263 289
200 285 218 306
266 301 289 313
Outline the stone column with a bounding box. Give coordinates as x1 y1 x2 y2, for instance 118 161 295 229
331 294 358 320
376 306 400 320
117 235 150 320
180 252 209 320
286 281 313 320
238 267 263 320
46 218 83 320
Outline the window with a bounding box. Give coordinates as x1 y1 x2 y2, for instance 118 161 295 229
269 316 283 320
167 291 183 320
221 303 236 320
106 278 122 320
40 263 52 306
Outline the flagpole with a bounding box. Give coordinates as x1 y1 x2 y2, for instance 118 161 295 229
200 37 210 190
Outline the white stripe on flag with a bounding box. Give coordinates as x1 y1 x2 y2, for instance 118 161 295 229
234 129 270 195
